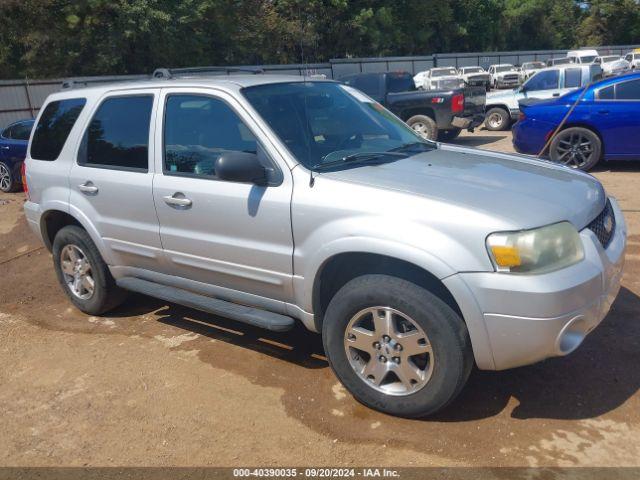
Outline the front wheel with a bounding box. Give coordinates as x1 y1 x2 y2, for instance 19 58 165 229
322 274 473 418
406 115 437 141
485 107 511 131
549 127 601 171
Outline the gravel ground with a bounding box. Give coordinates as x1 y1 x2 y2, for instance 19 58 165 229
1 130 639 467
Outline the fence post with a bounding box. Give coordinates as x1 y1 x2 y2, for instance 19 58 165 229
24 77 35 119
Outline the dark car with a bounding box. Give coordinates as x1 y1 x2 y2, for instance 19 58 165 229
513 72 640 171
340 71 485 141
0 119 34 192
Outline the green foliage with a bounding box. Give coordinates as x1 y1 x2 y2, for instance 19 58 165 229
0 0 638 79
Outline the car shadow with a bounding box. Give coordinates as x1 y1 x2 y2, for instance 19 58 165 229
592 160 640 173
108 285 639 421
433 286 640 421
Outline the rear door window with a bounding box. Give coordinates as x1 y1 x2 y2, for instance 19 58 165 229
525 70 559 90
30 98 86 161
79 95 153 172
615 79 640 100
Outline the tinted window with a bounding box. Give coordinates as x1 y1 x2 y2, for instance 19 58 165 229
31 98 86 161
164 95 259 178
598 85 615 100
79 96 153 171
386 73 414 93
525 70 559 90
615 79 640 100
565 69 582 88
2 122 32 140
353 75 382 99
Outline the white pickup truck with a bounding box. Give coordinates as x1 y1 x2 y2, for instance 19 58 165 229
484 64 602 131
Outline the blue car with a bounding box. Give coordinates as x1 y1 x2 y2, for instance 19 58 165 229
0 119 34 192
513 72 640 171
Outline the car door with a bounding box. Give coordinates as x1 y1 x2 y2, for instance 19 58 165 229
522 69 561 100
68 89 163 271
0 121 31 164
152 87 294 306
593 78 640 157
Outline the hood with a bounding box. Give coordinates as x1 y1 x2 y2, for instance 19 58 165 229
320 145 605 230
495 70 520 77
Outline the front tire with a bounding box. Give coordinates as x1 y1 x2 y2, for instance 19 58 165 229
406 115 438 141
485 107 511 131
549 127 601 171
52 225 127 315
322 274 473 418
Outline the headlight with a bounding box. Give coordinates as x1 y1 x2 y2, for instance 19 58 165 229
486 222 584 274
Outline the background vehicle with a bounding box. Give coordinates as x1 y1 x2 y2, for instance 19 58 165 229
0 119 34 192
23 73 625 418
341 71 485 141
487 64 522 89
521 61 546 79
567 49 599 64
623 52 640 69
546 57 575 66
485 64 601 131
413 67 463 91
457 66 491 90
513 72 640 171
594 55 630 77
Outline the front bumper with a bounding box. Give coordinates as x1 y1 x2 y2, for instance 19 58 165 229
451 113 486 131
445 197 626 370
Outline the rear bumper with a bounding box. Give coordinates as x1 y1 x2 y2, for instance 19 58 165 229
451 113 485 131
445 197 626 370
23 200 44 243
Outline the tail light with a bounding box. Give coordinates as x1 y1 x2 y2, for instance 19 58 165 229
451 93 464 113
518 111 526 122
21 162 29 200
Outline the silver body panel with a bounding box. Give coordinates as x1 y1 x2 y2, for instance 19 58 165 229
24 74 626 372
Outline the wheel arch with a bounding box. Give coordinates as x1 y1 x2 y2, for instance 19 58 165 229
401 107 436 122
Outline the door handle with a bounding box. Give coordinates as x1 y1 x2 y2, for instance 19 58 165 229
552 93 560 97
0 146 9 150
78 181 99 195
163 193 192 208
598 110 610 115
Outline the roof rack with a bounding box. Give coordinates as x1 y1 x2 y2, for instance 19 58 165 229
152 66 264 79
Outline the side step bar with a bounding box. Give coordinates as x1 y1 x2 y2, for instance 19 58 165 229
117 277 295 332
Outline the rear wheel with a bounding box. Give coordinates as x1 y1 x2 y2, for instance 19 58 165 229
438 128 462 141
53 225 127 315
322 274 473 418
406 115 437 141
549 127 601 171
485 107 511 131
0 162 18 192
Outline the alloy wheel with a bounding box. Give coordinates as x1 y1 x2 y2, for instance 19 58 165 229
0 163 11 191
554 131 594 168
411 122 433 140
343 306 434 396
487 112 504 130
60 244 95 300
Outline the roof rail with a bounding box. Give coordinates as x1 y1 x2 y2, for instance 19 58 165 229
152 66 264 79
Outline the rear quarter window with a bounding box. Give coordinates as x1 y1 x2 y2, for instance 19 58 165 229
30 98 86 161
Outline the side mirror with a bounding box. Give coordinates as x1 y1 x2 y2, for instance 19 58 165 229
215 151 268 186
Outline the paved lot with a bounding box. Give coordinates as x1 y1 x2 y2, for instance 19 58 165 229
1 130 639 467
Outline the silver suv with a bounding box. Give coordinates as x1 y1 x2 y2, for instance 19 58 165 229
23 73 626 418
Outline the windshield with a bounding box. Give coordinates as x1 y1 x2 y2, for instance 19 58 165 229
463 67 483 73
580 55 598 63
431 68 457 77
525 62 545 69
602 56 619 62
242 82 432 170
495 65 515 72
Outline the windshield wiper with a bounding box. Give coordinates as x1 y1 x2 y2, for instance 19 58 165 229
390 141 436 153
309 151 408 186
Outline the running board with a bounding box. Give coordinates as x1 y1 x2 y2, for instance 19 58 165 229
117 277 295 332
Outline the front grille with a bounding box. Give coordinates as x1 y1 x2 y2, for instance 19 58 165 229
587 199 616 248
503 74 519 81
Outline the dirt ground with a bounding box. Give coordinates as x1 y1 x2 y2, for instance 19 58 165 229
1 130 640 468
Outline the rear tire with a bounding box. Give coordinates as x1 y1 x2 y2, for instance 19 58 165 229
322 274 473 418
406 115 438 141
0 162 18 192
549 127 601 171
485 107 511 131
52 225 127 315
